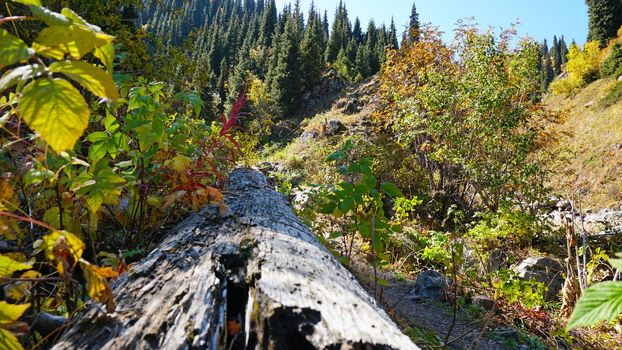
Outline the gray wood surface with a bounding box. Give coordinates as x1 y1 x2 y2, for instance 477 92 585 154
52 168 419 350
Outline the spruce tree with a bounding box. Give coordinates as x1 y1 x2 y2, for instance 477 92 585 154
268 16 302 117
325 0 352 63
551 36 562 75
559 36 569 64
353 17 363 43
258 0 278 47
586 0 622 47
389 18 399 49
403 1 420 44
300 4 324 91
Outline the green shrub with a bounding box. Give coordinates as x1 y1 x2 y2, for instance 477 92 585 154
601 42 622 78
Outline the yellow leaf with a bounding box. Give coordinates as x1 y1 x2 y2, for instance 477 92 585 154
18 78 89 153
0 180 14 203
80 261 117 312
42 231 84 275
0 255 31 278
169 155 192 173
4 270 41 301
49 61 119 100
0 302 30 323
0 328 24 350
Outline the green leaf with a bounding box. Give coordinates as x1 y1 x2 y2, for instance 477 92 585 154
49 61 118 100
18 78 90 153
0 29 33 67
567 281 622 329
363 175 378 190
0 255 31 277
0 64 44 94
338 197 355 214
380 182 404 198
28 6 71 27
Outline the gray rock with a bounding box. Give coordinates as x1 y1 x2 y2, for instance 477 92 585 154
556 200 572 211
343 99 361 114
495 327 519 341
410 270 449 300
471 295 495 311
618 75 622 81
300 130 319 143
321 119 347 137
512 256 564 301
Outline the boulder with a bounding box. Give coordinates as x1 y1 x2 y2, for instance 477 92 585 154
321 119 347 137
300 130 319 143
471 295 495 311
410 270 450 300
343 99 361 114
512 256 564 301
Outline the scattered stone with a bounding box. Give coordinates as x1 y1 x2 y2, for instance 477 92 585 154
495 327 519 341
321 119 347 137
471 295 495 311
343 99 361 114
512 256 564 301
556 200 572 211
618 74 622 81
300 130 319 142
410 270 450 300
584 101 594 108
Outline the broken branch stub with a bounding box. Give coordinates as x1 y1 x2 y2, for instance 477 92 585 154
52 168 419 350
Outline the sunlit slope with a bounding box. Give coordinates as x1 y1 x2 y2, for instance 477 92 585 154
546 78 622 210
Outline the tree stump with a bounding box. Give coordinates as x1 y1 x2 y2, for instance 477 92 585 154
52 168 419 350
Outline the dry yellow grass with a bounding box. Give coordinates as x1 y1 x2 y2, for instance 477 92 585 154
546 78 622 210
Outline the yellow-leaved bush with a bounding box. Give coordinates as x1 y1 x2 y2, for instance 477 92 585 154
551 41 602 95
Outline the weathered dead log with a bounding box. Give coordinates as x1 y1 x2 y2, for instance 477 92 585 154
52 168 419 350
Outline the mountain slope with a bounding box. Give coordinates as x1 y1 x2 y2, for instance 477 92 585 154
546 77 622 210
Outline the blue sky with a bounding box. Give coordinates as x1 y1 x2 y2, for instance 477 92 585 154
276 0 589 45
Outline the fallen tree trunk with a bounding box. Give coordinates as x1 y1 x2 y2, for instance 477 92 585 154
52 168 419 350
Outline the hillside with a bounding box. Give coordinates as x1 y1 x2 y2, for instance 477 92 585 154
546 77 622 210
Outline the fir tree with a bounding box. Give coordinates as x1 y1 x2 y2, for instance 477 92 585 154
299 4 325 91
325 0 352 62
403 1 420 44
353 17 363 43
389 18 399 49
258 0 278 47
559 36 569 64
586 0 622 47
551 36 562 75
267 16 302 117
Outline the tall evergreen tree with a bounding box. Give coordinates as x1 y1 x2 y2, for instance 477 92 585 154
551 36 562 75
559 36 569 64
403 1 420 44
300 3 325 91
325 0 352 62
586 0 622 47
267 14 302 116
258 0 278 47
353 17 363 43
389 18 399 49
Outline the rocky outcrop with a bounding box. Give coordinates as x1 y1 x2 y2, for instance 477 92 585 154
512 256 565 301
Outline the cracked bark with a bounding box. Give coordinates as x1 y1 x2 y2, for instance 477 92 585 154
52 168 419 350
